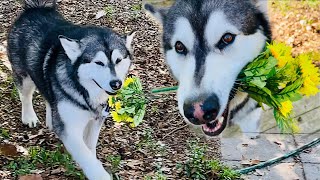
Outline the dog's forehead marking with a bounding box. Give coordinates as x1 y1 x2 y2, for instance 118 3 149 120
171 17 195 50
205 11 240 47
111 49 123 63
93 51 109 64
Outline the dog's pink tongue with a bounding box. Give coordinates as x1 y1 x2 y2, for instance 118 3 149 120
193 102 204 121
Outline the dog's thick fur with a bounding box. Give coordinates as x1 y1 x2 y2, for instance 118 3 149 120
7 0 134 179
145 0 271 136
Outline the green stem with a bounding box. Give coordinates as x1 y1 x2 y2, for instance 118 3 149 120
151 86 178 94
236 138 320 174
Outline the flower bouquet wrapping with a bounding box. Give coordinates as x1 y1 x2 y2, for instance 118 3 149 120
152 42 320 132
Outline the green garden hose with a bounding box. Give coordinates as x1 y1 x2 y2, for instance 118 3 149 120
237 138 320 174
151 86 178 94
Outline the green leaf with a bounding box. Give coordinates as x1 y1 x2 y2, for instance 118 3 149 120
267 56 278 68
289 93 303 101
250 78 267 88
133 105 146 126
273 109 299 133
241 86 280 108
274 78 303 102
126 106 136 114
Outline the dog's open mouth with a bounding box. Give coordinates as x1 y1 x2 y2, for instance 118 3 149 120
93 80 117 95
201 107 229 136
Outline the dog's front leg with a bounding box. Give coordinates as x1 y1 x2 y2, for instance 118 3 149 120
84 118 105 156
57 101 111 180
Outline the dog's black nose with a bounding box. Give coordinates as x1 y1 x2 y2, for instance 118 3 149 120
110 80 122 90
183 94 220 124
202 94 220 121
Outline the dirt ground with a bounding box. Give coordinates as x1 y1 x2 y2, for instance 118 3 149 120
0 0 319 179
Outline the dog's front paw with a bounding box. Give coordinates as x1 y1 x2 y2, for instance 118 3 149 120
87 168 112 180
22 113 39 128
85 161 112 180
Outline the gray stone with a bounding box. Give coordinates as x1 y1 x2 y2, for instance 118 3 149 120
221 134 296 162
303 163 320 180
295 112 320 134
295 134 320 163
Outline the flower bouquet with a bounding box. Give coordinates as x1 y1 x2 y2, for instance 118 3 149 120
108 76 147 127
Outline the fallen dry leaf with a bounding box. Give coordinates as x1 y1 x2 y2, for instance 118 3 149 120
0 143 20 157
251 159 261 165
274 141 282 146
95 10 106 19
125 160 143 169
241 159 261 166
50 168 66 175
241 160 252 166
19 174 43 180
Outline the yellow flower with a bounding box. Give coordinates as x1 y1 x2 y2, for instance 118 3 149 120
277 56 294 68
124 77 134 88
300 77 319 97
125 117 134 123
115 102 122 112
268 42 291 57
129 123 136 128
279 101 293 117
268 42 293 68
298 54 320 96
108 96 114 108
111 111 122 123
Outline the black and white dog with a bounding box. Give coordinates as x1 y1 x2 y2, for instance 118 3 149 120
145 0 271 136
8 0 134 179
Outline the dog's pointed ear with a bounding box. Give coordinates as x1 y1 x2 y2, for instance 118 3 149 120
125 31 136 52
59 35 82 63
144 3 168 24
251 0 268 16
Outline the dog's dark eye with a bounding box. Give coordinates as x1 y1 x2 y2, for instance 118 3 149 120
95 61 104 66
222 33 235 44
217 33 236 50
115 58 122 64
175 41 188 55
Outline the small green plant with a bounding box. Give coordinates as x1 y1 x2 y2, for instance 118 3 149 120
271 0 292 13
0 128 10 138
302 0 320 8
5 76 19 100
11 85 19 100
144 172 167 180
131 4 142 11
131 4 142 19
106 155 121 172
104 5 114 19
144 164 167 180
151 106 159 113
177 140 240 180
5 145 84 179
137 129 166 155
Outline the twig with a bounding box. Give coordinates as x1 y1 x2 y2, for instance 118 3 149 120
162 124 188 140
236 138 320 174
